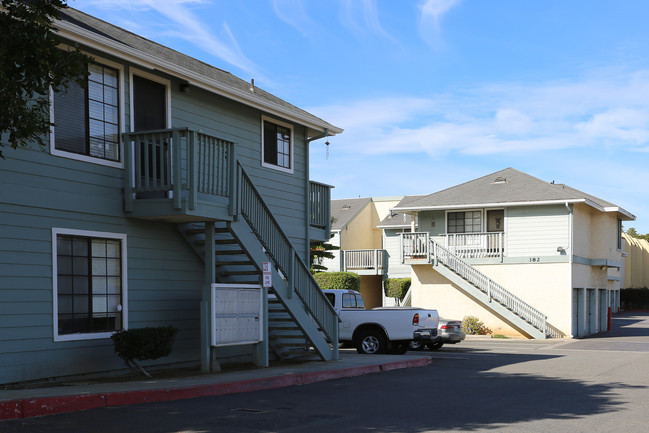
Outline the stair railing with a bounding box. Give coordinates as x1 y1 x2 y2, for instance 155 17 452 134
431 239 563 338
235 163 339 346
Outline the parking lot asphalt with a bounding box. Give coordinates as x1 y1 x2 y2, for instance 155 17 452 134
3 311 648 422
0 351 432 420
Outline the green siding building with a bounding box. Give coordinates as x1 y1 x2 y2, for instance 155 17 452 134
0 7 342 385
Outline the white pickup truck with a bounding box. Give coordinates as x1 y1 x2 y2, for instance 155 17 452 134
323 289 439 355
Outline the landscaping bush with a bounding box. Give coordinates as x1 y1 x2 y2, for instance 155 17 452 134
462 316 492 335
313 272 360 291
384 278 411 302
111 326 179 364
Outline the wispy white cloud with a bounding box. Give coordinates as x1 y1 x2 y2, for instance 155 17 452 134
272 0 321 37
339 0 395 41
80 0 265 80
310 69 649 157
417 0 462 49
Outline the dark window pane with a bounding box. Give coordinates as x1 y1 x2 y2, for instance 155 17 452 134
133 75 165 131
54 79 88 155
54 63 120 162
263 120 291 169
56 234 123 336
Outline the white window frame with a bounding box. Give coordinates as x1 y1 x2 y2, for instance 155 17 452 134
50 55 125 169
261 115 294 174
52 228 128 342
129 68 172 131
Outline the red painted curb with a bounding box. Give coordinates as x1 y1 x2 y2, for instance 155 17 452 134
0 357 432 420
105 375 304 407
406 357 432 368
0 401 22 420
380 361 410 371
21 394 106 418
300 365 381 385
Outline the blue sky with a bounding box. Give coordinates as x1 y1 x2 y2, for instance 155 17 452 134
72 0 649 233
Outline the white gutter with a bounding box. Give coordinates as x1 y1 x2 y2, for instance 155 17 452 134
54 20 343 136
394 199 588 212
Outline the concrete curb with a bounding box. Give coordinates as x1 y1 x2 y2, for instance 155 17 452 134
0 357 432 420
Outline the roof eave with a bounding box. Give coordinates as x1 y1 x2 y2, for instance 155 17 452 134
55 20 343 136
393 199 587 212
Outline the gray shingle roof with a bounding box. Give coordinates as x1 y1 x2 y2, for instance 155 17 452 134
57 7 342 135
393 168 634 219
377 195 426 228
330 198 372 231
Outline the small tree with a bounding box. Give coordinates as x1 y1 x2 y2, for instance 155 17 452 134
384 278 411 305
626 228 649 241
310 240 339 273
0 0 92 158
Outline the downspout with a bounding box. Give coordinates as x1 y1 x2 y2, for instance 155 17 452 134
566 201 574 337
305 128 330 264
566 202 573 264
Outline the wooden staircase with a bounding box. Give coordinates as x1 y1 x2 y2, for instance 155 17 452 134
178 214 335 361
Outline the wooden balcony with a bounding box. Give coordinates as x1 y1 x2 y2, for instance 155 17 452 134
123 128 332 237
342 249 387 275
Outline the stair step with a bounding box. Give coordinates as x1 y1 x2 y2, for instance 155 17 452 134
274 342 309 349
219 270 259 276
214 249 245 255
216 261 254 266
214 239 237 245
270 335 305 340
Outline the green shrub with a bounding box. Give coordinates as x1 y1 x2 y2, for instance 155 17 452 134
313 272 360 291
384 278 411 301
111 326 179 364
462 316 492 335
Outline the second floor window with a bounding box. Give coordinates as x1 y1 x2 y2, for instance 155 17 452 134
448 211 482 234
53 62 120 162
262 117 293 172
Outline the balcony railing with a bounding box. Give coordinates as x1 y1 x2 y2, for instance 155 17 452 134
401 232 505 262
124 128 332 233
309 181 331 229
440 232 504 260
401 232 431 262
342 249 387 275
123 128 236 213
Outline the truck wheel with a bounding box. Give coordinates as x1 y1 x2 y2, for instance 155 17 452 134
355 329 386 354
427 342 444 350
409 340 425 351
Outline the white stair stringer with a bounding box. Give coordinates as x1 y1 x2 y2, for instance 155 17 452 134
430 240 564 339
432 262 546 339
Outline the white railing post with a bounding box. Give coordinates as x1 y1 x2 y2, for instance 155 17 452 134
487 280 492 303
500 232 504 262
374 249 378 272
